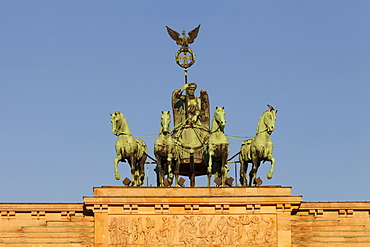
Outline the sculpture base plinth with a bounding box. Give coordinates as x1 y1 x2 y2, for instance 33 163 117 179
84 186 301 247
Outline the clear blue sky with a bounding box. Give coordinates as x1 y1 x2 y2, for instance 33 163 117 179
1 1 369 202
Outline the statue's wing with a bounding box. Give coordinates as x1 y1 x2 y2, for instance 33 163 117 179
187 24 201 44
200 89 210 129
172 90 185 128
166 26 181 42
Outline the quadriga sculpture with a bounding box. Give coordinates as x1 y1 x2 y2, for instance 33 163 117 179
207 107 229 187
239 105 277 186
110 111 147 186
154 111 178 187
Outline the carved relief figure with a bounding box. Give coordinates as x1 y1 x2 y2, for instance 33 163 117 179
108 215 276 246
143 217 155 243
179 215 198 245
108 217 120 245
131 217 144 244
197 216 211 244
119 217 130 245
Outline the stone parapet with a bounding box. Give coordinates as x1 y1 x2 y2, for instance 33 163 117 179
84 186 301 247
1 188 370 246
292 202 370 247
0 203 94 246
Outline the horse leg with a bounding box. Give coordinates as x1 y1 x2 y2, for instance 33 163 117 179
207 144 215 187
239 158 248 186
137 156 146 186
174 160 180 187
207 173 212 187
207 153 213 187
221 166 227 187
267 156 275 180
221 149 229 187
208 151 214 174
114 155 122 180
249 165 255 187
249 156 260 186
129 155 137 186
167 154 174 184
156 156 165 187
134 169 140 186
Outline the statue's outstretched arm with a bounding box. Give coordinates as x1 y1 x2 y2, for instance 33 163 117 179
179 84 189 95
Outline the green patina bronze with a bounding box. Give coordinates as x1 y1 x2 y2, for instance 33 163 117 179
239 105 278 186
166 25 200 69
171 82 210 187
154 111 178 187
109 26 279 187
207 107 230 187
110 111 147 186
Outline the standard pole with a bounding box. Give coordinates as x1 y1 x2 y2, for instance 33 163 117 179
184 68 188 84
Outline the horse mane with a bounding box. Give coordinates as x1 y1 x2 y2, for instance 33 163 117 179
117 111 125 120
116 111 131 135
256 111 265 134
256 110 273 134
211 107 225 133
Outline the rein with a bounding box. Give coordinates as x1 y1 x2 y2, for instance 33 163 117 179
115 117 271 139
210 124 221 133
117 132 130 136
257 128 273 135
210 117 225 134
115 117 192 138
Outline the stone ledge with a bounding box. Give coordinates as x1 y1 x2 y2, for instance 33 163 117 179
91 185 294 197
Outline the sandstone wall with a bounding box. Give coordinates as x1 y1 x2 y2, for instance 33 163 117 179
1 187 369 247
0 203 94 246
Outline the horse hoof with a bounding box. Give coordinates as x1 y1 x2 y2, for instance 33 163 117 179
115 174 121 180
267 173 273 180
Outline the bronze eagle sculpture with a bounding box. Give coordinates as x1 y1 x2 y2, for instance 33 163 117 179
166 24 201 49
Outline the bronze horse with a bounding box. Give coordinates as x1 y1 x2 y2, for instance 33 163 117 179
239 105 277 186
154 111 178 187
207 107 229 187
110 111 147 186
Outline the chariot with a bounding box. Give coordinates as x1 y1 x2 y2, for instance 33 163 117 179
169 84 225 187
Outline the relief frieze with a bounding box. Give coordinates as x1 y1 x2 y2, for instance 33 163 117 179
108 215 276 246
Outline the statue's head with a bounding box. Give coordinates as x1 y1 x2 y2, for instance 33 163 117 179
187 82 197 96
188 82 197 89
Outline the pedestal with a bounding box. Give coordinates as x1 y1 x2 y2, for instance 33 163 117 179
84 186 301 247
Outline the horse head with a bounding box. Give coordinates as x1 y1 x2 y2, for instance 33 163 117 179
213 107 226 132
259 106 277 134
160 111 171 134
110 111 124 136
